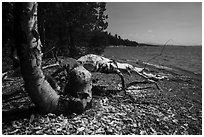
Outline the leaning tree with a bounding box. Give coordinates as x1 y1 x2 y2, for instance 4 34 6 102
13 2 92 115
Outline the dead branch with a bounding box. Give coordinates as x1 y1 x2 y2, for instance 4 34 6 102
42 63 60 70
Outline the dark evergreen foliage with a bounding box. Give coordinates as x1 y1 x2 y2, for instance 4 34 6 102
2 2 139 58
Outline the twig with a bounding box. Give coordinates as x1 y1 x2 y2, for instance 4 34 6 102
42 63 60 70
143 39 174 69
43 46 55 55
131 70 163 91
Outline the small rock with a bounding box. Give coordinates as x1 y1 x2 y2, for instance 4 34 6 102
104 127 113 135
56 128 62 132
140 130 147 135
109 107 116 113
163 116 169 121
172 119 178 124
77 127 85 132
132 123 137 127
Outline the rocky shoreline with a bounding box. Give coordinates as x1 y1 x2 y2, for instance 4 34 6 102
2 57 202 135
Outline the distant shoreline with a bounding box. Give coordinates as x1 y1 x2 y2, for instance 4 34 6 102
108 44 202 48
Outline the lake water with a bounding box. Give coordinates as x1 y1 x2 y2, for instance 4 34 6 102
103 46 202 77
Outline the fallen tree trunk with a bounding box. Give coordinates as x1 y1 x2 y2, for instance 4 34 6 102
77 54 166 93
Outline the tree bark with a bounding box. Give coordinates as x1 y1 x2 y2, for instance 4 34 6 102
13 2 92 115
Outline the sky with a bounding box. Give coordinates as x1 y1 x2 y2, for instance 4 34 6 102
106 2 202 45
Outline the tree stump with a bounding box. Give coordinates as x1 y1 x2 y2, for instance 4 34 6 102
64 65 92 110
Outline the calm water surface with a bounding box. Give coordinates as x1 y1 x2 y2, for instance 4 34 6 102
104 46 202 75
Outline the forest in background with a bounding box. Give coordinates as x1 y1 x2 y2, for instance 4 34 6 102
2 2 139 58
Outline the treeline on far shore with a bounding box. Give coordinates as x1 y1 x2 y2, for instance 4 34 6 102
2 2 139 58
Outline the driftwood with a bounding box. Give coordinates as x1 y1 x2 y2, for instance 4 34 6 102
3 54 166 98
77 54 166 94
2 53 166 122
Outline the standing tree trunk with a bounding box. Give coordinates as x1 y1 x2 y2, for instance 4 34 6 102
13 2 92 115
